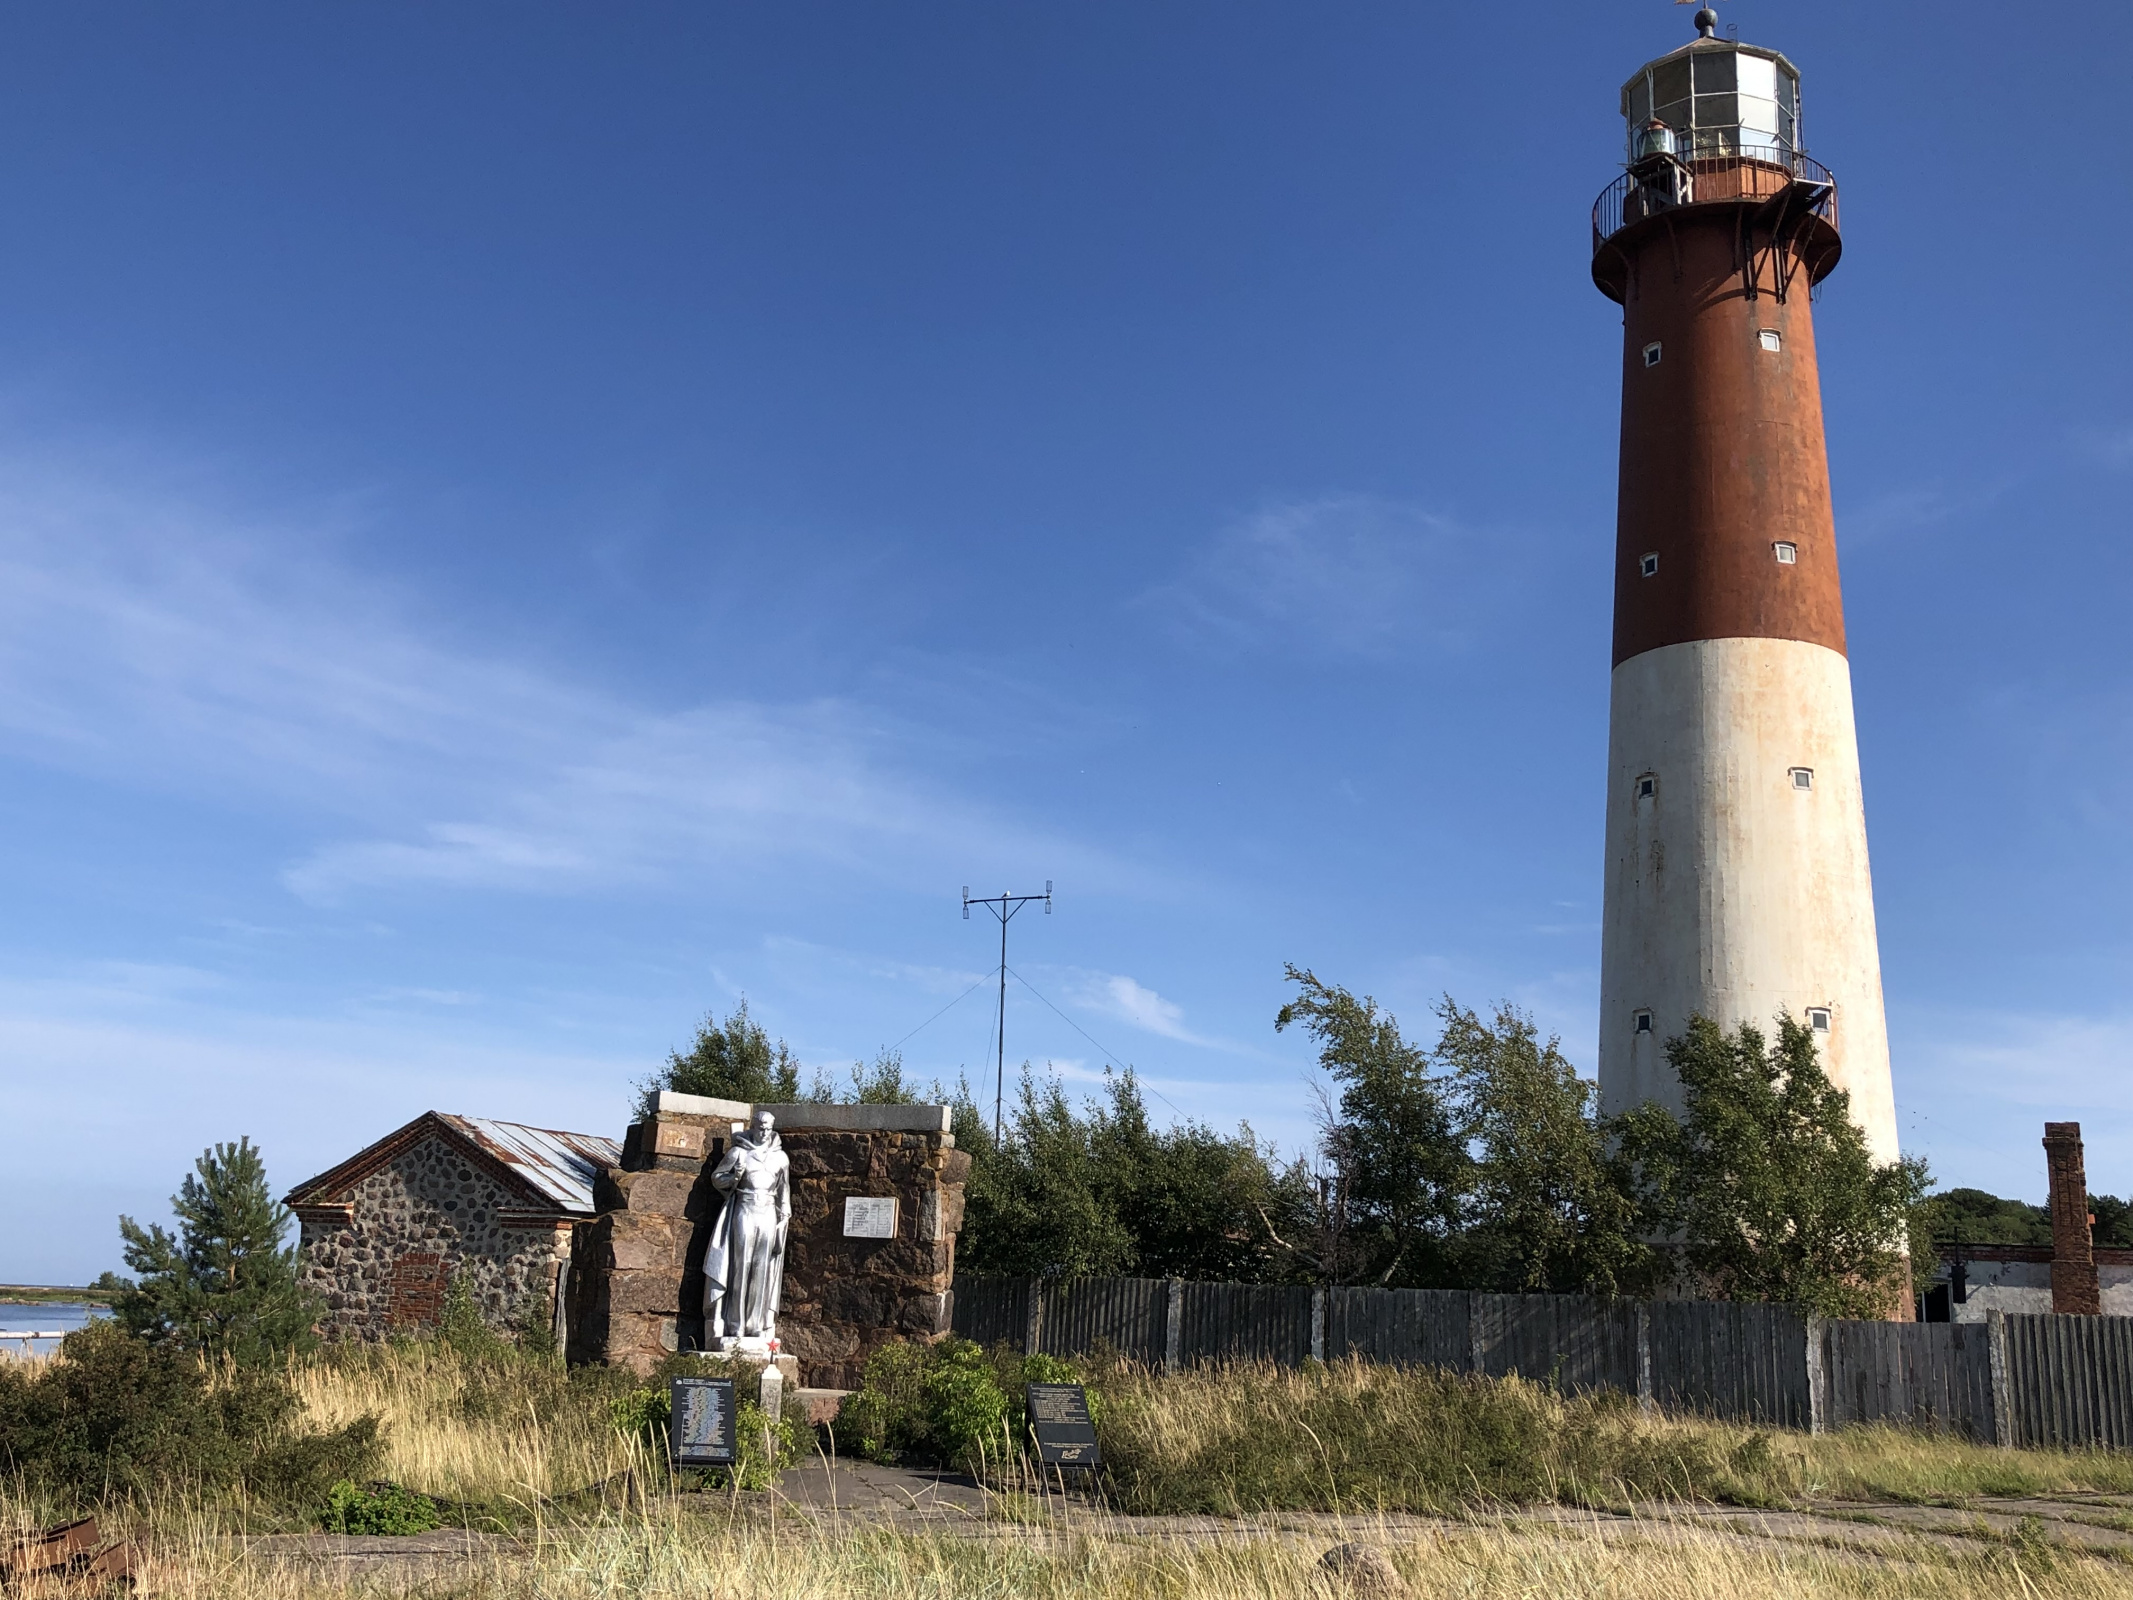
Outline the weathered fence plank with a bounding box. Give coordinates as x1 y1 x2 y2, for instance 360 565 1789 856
953 1276 2133 1450
2003 1313 2133 1450
1820 1321 1993 1438
949 1275 1029 1350
1037 1276 1168 1365
1178 1282 1315 1366
1325 1287 1470 1369
1599 1299 1809 1427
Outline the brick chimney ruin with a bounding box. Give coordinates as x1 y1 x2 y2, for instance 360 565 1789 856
2043 1120 2101 1316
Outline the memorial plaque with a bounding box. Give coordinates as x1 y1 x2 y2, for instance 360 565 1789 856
842 1196 899 1239
1025 1382 1100 1467
652 1121 707 1159
669 1375 737 1469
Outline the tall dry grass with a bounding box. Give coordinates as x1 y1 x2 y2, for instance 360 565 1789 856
1091 1357 2133 1513
288 1341 639 1507
281 1342 2133 1516
13 1340 2133 1594
102 1506 2133 1599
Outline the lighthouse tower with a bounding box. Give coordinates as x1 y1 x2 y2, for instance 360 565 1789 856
1592 10 1899 1168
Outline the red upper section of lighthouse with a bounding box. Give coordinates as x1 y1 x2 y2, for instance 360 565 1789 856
1595 30 1850 669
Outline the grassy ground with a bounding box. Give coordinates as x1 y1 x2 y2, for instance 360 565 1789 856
14 1340 2133 1596
289 1339 641 1509
1091 1357 2133 1514
276 1344 2133 1516
60 1506 2133 1599
0 1284 115 1306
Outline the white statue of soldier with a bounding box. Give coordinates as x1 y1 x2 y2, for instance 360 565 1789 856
701 1109 791 1353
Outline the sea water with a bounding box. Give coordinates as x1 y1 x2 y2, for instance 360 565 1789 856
0 1301 108 1357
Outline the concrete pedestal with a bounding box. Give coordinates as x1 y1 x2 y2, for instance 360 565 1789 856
739 1352 799 1420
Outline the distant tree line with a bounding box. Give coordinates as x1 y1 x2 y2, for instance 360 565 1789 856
661 970 1938 1321
1925 1186 2133 1250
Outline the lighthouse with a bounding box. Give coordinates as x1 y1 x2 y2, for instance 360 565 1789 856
1592 10 1899 1169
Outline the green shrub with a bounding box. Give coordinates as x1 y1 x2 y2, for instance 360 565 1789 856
920 1343 1010 1468
609 1382 670 1445
0 1319 381 1508
834 1339 1101 1472
832 1340 935 1464
320 1480 441 1535
725 1399 803 1490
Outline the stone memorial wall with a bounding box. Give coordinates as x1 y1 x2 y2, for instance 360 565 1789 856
567 1096 970 1387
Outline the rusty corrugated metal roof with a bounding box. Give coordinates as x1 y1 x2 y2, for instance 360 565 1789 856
435 1115 621 1215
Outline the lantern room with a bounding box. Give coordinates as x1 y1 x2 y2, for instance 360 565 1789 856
1621 41 1801 161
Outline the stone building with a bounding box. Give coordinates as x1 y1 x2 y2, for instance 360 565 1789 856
285 1113 620 1342
1924 1246 2133 1322
567 1094 970 1387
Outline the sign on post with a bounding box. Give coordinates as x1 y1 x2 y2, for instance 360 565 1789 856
669 1375 737 1469
1025 1382 1099 1468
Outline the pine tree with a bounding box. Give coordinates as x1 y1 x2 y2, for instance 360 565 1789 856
116 1137 320 1364
638 999 805 1114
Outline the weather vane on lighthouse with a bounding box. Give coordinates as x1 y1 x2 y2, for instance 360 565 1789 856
1676 1 1724 39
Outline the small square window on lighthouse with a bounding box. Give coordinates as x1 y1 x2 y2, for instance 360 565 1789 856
1643 342 1663 367
1636 774 1657 800
1758 328 1783 353
1639 551 1660 578
1773 541 1797 564
1634 1010 1654 1034
1807 1007 1832 1032
1790 767 1814 790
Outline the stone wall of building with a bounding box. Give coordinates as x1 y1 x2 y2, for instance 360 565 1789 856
296 1132 570 1341
567 1100 969 1387
1930 1247 2133 1322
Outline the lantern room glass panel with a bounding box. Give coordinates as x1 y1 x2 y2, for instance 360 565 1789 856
1621 44 1802 162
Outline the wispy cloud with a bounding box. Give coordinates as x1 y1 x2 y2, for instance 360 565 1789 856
1139 494 1507 658
1836 476 2013 548
0 446 1104 903
0 975 644 1282
2074 420 2133 470
1064 969 1214 1046
1898 1007 2133 1115
1892 1006 2133 1199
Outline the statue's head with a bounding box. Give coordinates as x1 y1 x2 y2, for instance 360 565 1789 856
751 1109 776 1140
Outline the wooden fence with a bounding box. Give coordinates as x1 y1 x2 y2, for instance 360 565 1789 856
951 1274 2133 1449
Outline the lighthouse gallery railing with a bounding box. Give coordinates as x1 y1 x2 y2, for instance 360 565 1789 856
1592 149 1838 252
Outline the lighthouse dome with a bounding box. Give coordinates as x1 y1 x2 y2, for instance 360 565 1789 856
1620 42 1800 163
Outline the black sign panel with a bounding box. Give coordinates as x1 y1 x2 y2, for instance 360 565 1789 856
1025 1382 1100 1468
670 1375 737 1468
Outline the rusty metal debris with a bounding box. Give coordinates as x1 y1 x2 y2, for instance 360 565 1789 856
2 1516 137 1590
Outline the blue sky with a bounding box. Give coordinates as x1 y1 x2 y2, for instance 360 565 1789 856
1 2 2125 1283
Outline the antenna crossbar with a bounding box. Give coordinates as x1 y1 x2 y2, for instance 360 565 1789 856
962 882 1052 1142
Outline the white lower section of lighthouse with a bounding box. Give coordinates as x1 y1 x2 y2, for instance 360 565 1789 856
1596 636 1899 1166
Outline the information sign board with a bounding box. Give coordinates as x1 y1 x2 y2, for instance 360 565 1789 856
843 1196 899 1239
669 1375 737 1469
1025 1382 1100 1468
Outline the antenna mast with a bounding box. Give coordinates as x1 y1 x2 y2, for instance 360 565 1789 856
962 882 1052 1142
